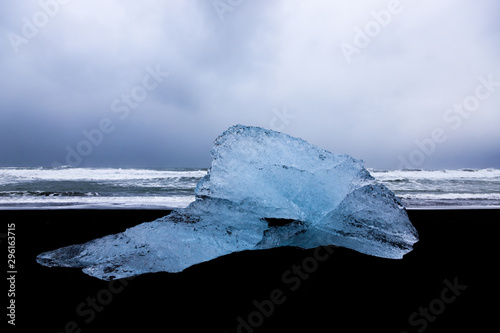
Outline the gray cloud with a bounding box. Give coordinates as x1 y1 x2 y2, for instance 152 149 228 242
0 0 499 169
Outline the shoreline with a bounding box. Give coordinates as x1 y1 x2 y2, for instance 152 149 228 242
1 205 499 211
2 209 497 332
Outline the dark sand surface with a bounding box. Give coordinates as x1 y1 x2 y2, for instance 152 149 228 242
2 209 498 332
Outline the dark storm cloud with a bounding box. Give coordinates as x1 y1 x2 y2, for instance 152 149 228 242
0 0 499 169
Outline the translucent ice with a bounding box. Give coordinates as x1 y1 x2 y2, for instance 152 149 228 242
37 125 418 280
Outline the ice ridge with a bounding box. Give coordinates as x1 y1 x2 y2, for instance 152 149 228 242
37 125 418 280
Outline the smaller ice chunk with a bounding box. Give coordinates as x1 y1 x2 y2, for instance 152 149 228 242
37 125 418 280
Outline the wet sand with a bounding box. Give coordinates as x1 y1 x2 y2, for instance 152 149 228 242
2 209 497 332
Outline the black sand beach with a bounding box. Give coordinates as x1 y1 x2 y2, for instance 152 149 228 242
2 209 498 332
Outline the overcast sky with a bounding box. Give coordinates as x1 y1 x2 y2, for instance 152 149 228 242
1 0 499 169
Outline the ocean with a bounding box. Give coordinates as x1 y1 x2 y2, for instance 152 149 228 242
0 167 499 209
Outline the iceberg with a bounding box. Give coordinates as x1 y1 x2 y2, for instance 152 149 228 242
37 125 418 280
